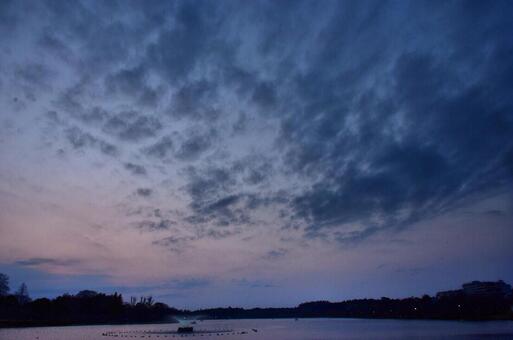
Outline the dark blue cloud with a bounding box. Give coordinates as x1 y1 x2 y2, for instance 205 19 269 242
105 65 162 107
263 248 287 260
15 258 80 267
103 111 162 142
137 219 174 231
5 0 512 245
136 188 152 197
124 162 147 176
65 127 118 156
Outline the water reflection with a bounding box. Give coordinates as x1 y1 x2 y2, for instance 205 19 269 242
1 318 513 340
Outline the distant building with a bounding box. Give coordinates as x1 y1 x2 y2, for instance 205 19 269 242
437 280 511 299
462 280 512 297
436 289 464 299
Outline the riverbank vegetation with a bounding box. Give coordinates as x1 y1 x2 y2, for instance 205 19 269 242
1 273 511 327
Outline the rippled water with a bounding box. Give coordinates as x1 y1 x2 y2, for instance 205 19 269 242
1 318 513 339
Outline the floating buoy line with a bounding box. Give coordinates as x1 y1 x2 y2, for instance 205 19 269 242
101 328 253 337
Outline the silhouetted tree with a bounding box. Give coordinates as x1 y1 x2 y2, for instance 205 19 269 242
138 295 154 306
76 290 98 298
15 282 31 304
0 273 8 296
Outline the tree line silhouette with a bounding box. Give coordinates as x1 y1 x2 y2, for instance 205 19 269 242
0 273 180 327
1 273 512 327
192 295 513 321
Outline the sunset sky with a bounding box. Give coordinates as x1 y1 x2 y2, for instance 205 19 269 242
0 0 512 309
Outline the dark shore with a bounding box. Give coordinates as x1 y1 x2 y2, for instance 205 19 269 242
1 290 512 328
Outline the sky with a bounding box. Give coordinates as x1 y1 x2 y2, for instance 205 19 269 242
0 0 512 309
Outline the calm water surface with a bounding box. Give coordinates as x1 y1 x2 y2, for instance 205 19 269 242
1 318 513 339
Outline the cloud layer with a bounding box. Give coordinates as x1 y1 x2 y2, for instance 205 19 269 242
0 0 512 307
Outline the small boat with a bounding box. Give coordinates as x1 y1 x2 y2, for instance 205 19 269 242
177 326 194 333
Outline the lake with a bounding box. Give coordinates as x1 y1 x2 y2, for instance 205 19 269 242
1 318 513 339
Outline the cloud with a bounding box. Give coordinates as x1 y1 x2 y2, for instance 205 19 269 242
65 126 118 156
231 278 276 289
103 111 162 142
231 155 274 186
269 2 513 241
263 248 287 260
16 258 80 267
137 219 174 231
178 156 286 231
2 0 512 257
154 235 196 246
251 81 277 110
188 194 252 227
167 278 211 290
0 0 18 32
170 80 219 120
146 136 174 159
145 2 224 83
105 65 162 107
174 129 216 161
483 210 505 217
184 166 236 203
15 63 54 92
101 277 212 296
124 162 147 176
152 235 196 253
136 188 152 197
76 107 109 125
